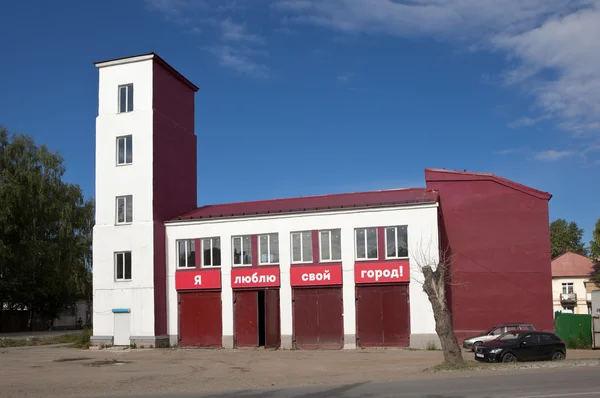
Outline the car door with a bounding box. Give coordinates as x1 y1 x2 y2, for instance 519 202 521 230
516 333 540 361
538 334 556 359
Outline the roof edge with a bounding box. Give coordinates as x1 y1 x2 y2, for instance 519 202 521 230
94 53 154 67
94 52 199 92
552 251 593 263
552 273 591 278
167 200 440 223
424 168 552 200
183 187 430 212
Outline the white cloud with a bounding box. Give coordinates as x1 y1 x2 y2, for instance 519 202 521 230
494 147 527 155
144 0 207 25
508 114 552 128
534 149 575 161
208 45 270 79
145 1 269 78
215 18 268 77
336 72 354 82
272 0 313 10
221 18 266 44
272 0 600 137
216 1 246 13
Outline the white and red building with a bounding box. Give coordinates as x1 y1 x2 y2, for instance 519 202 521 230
91 53 556 349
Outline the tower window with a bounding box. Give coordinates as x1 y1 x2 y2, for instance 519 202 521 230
118 84 134 113
115 251 132 281
116 195 133 224
116 135 132 165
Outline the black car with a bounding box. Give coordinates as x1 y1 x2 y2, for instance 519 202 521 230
474 330 566 363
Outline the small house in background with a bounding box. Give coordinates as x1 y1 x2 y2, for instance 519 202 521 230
552 251 595 315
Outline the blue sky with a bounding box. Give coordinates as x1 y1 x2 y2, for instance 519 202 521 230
1 0 599 243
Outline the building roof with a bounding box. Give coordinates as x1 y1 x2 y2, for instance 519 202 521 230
424 168 552 200
93 52 199 92
170 188 439 222
551 251 594 278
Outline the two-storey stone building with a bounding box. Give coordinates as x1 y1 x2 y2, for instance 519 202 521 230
91 53 555 349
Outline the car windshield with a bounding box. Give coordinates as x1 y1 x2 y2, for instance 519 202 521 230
485 327 499 335
496 332 521 341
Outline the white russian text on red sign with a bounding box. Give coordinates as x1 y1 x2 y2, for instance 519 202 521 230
233 273 278 284
360 266 404 281
301 269 331 282
290 265 342 286
354 262 409 284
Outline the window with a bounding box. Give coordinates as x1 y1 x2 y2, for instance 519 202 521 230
320 229 342 262
116 135 133 165
177 239 196 268
115 251 132 281
291 231 312 263
355 227 378 260
490 327 504 336
232 235 252 266
116 195 133 224
202 237 221 267
118 84 134 113
519 325 535 331
385 225 408 258
521 334 539 345
539 334 554 344
259 233 279 264
562 282 574 294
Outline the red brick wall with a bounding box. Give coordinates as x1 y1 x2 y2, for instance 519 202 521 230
152 60 198 336
425 169 554 340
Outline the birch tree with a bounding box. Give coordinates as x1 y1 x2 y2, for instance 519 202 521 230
0 126 94 327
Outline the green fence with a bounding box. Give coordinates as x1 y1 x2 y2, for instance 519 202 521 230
554 312 592 349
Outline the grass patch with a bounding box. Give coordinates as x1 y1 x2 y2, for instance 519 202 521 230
425 359 600 373
425 341 439 351
566 332 592 349
427 361 486 373
72 327 92 349
0 327 92 349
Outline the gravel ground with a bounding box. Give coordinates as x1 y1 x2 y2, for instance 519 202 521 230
1 346 599 398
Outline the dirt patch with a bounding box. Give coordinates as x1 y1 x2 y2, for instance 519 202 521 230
53 357 92 363
86 359 131 367
1 347 600 397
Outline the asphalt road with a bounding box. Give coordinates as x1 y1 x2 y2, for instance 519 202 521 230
115 365 600 398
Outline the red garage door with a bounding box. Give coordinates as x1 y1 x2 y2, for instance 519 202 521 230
179 291 222 347
234 289 280 348
356 284 409 347
293 287 343 349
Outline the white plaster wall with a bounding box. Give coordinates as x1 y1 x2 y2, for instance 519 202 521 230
92 57 156 338
552 277 589 314
165 203 439 347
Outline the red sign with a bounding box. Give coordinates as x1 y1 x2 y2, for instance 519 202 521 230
175 269 221 290
290 265 342 286
354 261 409 284
231 267 280 288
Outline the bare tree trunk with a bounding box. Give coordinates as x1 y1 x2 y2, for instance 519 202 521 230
422 265 464 364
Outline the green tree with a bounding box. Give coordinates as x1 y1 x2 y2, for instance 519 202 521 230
589 262 600 288
550 219 587 259
0 126 94 327
590 218 600 261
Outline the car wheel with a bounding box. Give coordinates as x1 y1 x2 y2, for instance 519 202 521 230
472 342 482 352
552 351 565 361
502 353 517 363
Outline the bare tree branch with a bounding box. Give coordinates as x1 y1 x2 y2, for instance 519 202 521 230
409 236 464 364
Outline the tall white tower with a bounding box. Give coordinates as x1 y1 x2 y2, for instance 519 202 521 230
92 53 198 347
